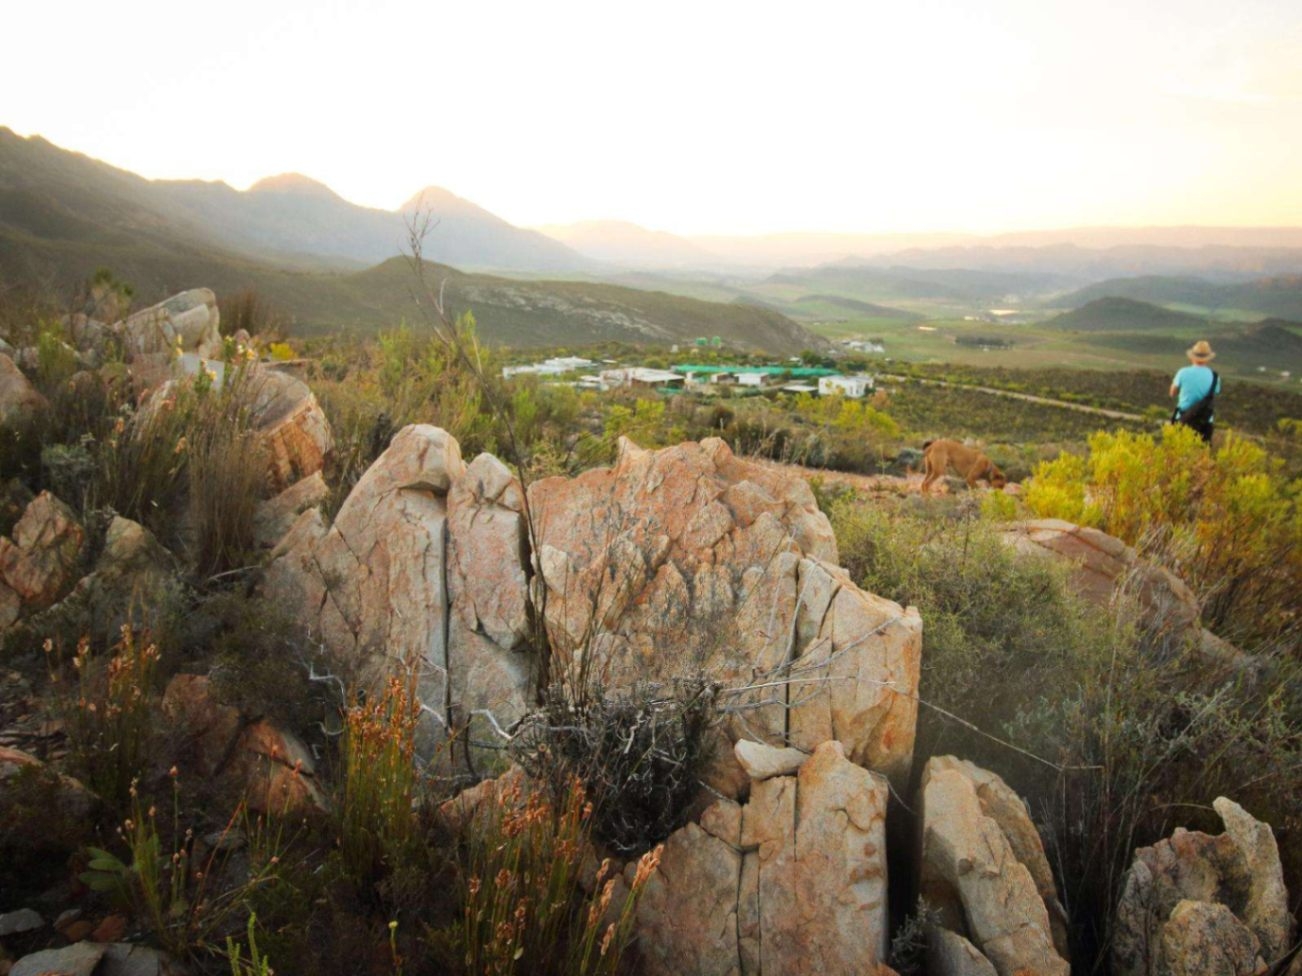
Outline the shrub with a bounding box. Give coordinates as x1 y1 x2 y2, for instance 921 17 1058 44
454 776 660 976
52 627 160 811
829 498 1302 969
81 778 289 960
1025 424 1301 645
511 679 719 855
338 673 423 883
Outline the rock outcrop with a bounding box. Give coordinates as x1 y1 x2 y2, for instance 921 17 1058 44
0 353 47 426
266 430 922 782
263 425 470 754
162 674 324 814
918 756 1070 976
1114 796 1293 976
634 740 889 976
0 491 84 614
1000 519 1236 661
120 288 222 361
246 368 334 491
530 437 922 787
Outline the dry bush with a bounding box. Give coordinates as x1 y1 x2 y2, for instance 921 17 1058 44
511 679 720 855
219 288 292 341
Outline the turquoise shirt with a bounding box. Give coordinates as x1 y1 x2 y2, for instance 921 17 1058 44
1174 365 1220 415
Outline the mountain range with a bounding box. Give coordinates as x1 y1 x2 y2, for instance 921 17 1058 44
4 126 1302 360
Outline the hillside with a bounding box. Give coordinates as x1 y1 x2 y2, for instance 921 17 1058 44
793 294 923 320
340 259 825 352
0 127 588 274
1046 297 1210 332
1078 320 1302 372
1059 274 1302 319
767 265 1074 304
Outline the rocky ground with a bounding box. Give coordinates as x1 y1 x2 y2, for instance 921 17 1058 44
0 288 1297 976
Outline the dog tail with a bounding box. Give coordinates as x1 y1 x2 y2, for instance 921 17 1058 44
922 439 934 450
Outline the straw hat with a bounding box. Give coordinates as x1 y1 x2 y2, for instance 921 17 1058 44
1187 340 1215 362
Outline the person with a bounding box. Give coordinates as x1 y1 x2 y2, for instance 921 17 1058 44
1170 340 1220 443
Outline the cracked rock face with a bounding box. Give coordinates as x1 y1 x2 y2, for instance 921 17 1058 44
1114 797 1291 976
634 740 889 976
264 425 466 754
0 491 84 612
529 437 921 788
246 368 335 492
918 755 1070 976
266 429 920 781
120 288 222 361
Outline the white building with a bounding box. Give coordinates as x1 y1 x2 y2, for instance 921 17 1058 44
502 356 595 379
599 367 685 389
818 375 874 398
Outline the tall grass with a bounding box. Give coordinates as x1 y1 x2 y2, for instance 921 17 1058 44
456 776 660 976
829 498 1302 970
94 363 268 576
52 626 159 811
338 673 423 882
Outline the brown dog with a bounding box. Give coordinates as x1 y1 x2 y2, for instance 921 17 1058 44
920 439 1007 493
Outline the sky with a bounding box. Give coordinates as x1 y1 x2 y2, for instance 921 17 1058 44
3 0 1301 236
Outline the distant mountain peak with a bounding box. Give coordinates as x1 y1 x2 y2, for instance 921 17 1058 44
401 185 473 213
248 173 341 199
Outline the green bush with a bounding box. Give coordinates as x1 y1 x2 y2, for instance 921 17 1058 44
829 499 1302 968
1025 424 1301 646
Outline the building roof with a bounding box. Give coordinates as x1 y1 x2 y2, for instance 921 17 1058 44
672 365 838 378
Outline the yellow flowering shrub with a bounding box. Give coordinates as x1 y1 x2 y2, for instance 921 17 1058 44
1026 424 1301 644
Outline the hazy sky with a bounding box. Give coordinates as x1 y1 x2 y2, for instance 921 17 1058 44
4 0 1300 235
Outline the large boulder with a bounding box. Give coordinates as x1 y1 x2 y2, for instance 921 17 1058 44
530 437 921 787
1000 519 1235 660
246 368 334 491
39 516 179 645
446 453 534 748
161 674 324 815
266 430 921 781
159 360 334 492
119 288 221 361
0 491 84 611
1114 797 1292 976
263 425 468 753
918 756 1070 976
634 740 889 976
0 353 47 426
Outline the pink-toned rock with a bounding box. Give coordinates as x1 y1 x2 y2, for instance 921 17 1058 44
1001 519 1234 660
1160 900 1263 976
0 353 47 425
446 453 533 747
635 741 889 976
230 720 326 815
161 674 324 815
254 470 329 548
919 756 1070 976
530 437 921 788
0 491 84 610
247 369 334 491
162 674 243 778
263 425 466 754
